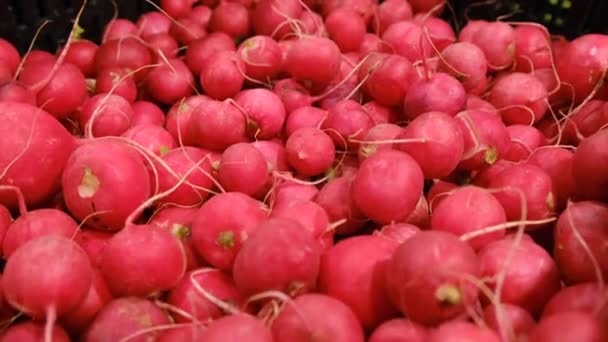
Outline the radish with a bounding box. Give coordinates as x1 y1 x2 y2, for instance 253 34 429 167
0 204 11 252
319 235 399 330
166 95 213 147
315 174 367 235
62 39 98 78
201 313 273 342
167 268 242 323
0 102 76 209
270 181 319 208
218 143 270 197
553 201 608 284
300 10 326 36
233 218 321 297
466 94 497 113
284 106 326 137
271 293 365 342
368 318 429 342
504 125 546 162
376 223 421 244
398 111 465 179
200 50 245 100
146 58 195 105
325 8 366 52
237 35 282 82
235 88 286 140
192 192 268 270
322 99 375 150
352 150 424 224
94 66 137 103
360 54 415 106
438 42 488 95
513 25 552 72
471 22 516 71
561 100 608 145
357 123 404 161
102 19 137 42
75 229 113 267
94 37 152 81
427 180 458 211
146 33 179 61
100 224 186 297
381 20 422 59
572 129 608 201
61 269 113 334
429 321 500 342
322 0 377 24
527 147 575 211
413 15 456 51
285 127 335 177
374 0 413 35
2 208 79 258
409 0 445 14
489 72 548 125
527 311 605 342
386 230 480 325
0 81 36 105
273 78 314 113
77 93 134 137
271 199 333 248
431 186 507 250
122 124 176 156
187 5 213 28
284 37 342 90
0 321 70 342
404 73 467 119
169 17 206 45
542 282 608 328
83 297 171 341
478 234 561 314
0 38 20 75
209 1 251 39
131 101 165 127
186 33 236 76
404 193 431 229
61 140 151 231
483 303 535 341
252 0 303 39
158 324 206 342
161 0 196 18
136 11 172 38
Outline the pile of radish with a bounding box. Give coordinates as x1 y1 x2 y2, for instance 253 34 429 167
0 0 607 340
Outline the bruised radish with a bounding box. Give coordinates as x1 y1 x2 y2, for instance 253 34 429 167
572 129 608 201
404 73 467 119
201 313 273 342
369 318 429 342
166 95 212 147
489 72 548 125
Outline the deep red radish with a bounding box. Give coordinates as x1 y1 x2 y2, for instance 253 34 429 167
553 201 608 284
234 88 286 140
556 34 608 103
572 129 608 201
186 33 236 75
200 50 245 100
359 33 391 54
95 66 137 103
187 5 213 28
560 100 608 144
533 67 567 108
0 102 76 209
3 236 92 319
504 125 546 162
21 50 55 68
94 37 152 81
62 39 98 77
488 163 556 222
374 0 413 35
217 143 269 197
167 268 242 323
369 318 429 342
122 124 176 156
377 223 421 244
438 42 488 95
237 35 282 82
322 99 375 150
284 106 326 137
364 101 400 124
271 200 332 249
404 194 430 229
61 269 113 334
160 0 196 18
0 321 70 342
300 11 326 36
0 64 12 84
431 186 507 250
284 37 342 90
353 150 424 224
527 311 605 342
358 123 404 161
271 181 319 208
319 235 399 330
489 72 548 125
483 303 535 341
360 54 415 106
404 73 467 119
514 25 552 72
479 234 560 314
131 101 165 127
136 11 172 38
0 81 36 104
527 147 575 210
77 93 134 137
192 192 268 270
0 38 20 74
429 321 500 342
202 313 272 342
459 20 488 42
74 229 113 267
399 111 464 179
322 0 377 24
456 109 511 171
251 0 303 39
543 282 608 324
145 33 179 61
285 127 335 177
158 324 206 342
146 58 194 105
413 15 456 51
472 159 516 188
427 180 458 211
251 140 289 197
102 19 137 42
169 16 206 45
61 140 151 231
273 78 313 113
471 22 516 71
272 294 365 342
209 1 250 39
408 0 445 13
83 297 170 341
100 224 186 297
315 174 367 235
386 231 480 325
325 8 366 52
2 208 78 258
166 95 212 147
467 95 497 113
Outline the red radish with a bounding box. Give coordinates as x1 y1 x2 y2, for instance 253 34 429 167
273 78 314 113
233 218 321 296
148 206 202 268
0 321 70 342
100 224 186 297
359 33 391 54
561 100 608 145
61 140 151 231
543 282 608 322
146 58 195 105
251 139 289 196
572 129 608 201
0 38 20 74
431 186 507 250
361 54 415 106
251 0 303 39
187 5 213 28
83 297 170 341
358 123 404 161
0 102 76 209
192 192 268 270
553 201 608 284
352 150 424 224
210 1 250 38
381 20 420 58
467 95 497 113
489 72 548 125
94 38 152 81
325 8 366 52
238 35 282 82
478 234 561 314
131 101 165 127
472 159 516 188
404 194 431 228
160 0 196 18
136 11 172 38
285 127 335 177
271 200 333 248
95 66 137 103
284 37 342 90
315 174 367 235
527 311 605 342
483 303 535 340
504 125 546 162
21 50 55 67
514 25 552 72
200 50 245 100
169 17 206 45
427 180 458 211
102 19 137 42
186 33 236 76
438 42 488 95
527 147 575 210
201 313 273 342
471 22 516 71
77 93 134 137
61 269 113 334
409 0 445 13
234 88 286 140
0 204 11 252
319 235 399 330
365 101 399 124
488 163 556 222
374 0 413 35
300 11 326 36
62 39 98 77
75 229 113 267
166 95 212 147
322 99 375 150
0 81 36 105
377 223 421 244
3 236 92 319
322 0 377 24
146 33 179 61
218 143 269 197
121 124 177 156
386 231 480 325
404 73 467 119
271 181 319 208
0 65 11 84
158 324 206 342
369 318 429 342
459 20 488 42
284 106 326 137
429 321 500 342
167 268 242 323
399 111 465 179
2 208 78 258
